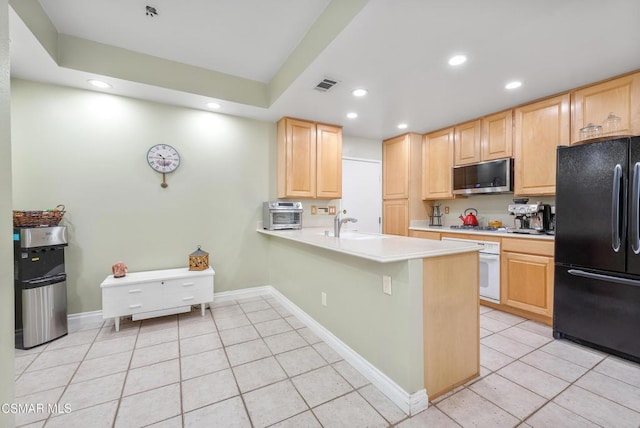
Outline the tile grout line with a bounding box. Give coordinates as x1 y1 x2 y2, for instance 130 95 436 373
233 297 261 428
177 311 186 428
449 315 638 426
434 316 552 424
17 303 640 427
28 322 105 427
111 317 141 428
261 296 396 427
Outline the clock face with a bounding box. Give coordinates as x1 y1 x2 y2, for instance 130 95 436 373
147 144 180 173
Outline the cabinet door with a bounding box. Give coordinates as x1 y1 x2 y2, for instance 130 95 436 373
514 94 570 195
383 135 410 199
502 252 554 317
280 118 316 198
454 120 481 166
423 128 454 199
572 72 640 144
482 110 513 160
383 199 409 236
316 124 342 199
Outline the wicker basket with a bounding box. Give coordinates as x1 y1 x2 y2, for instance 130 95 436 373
13 205 66 227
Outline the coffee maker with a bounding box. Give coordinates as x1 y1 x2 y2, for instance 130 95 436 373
508 200 554 234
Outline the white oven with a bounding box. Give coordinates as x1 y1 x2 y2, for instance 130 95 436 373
441 237 501 303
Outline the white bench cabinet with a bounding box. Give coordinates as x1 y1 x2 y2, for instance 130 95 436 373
100 267 214 331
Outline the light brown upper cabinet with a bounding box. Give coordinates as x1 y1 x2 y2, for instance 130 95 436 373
454 112 513 166
382 134 410 199
514 94 570 196
277 117 342 199
423 128 455 200
454 120 481 166
571 72 640 144
481 110 513 161
316 124 343 198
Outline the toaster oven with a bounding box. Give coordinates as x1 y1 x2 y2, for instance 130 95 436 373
263 201 303 230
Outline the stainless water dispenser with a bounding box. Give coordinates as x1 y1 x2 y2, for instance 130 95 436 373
14 226 68 349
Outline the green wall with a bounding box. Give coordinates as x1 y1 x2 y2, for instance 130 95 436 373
10 80 273 313
1 1 15 425
266 236 424 393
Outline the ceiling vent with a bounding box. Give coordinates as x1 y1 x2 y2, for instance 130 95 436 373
314 77 340 92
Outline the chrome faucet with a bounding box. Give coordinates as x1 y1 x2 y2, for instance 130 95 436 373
334 210 358 237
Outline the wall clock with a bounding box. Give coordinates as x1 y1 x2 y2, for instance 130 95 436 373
147 144 180 188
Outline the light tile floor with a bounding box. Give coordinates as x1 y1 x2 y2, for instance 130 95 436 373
12 297 640 427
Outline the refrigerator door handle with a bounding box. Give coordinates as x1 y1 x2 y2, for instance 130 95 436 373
611 164 623 252
632 162 640 254
568 269 640 288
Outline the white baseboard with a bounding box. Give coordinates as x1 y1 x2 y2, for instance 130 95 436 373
67 310 103 332
216 285 427 415
212 285 273 303
70 285 427 415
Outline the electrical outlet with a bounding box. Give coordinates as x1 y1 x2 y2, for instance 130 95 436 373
444 206 450 214
383 275 392 295
311 205 318 215
328 206 336 215
321 292 327 306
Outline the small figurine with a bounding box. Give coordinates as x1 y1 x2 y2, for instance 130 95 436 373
112 261 128 278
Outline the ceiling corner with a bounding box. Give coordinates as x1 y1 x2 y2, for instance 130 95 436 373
10 0 58 62
267 0 369 105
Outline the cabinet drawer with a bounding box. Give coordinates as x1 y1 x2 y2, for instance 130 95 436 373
501 238 554 256
162 277 211 293
441 232 500 242
172 287 213 306
409 230 441 240
102 284 165 317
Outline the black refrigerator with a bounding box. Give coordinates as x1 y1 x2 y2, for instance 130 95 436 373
555 136 640 363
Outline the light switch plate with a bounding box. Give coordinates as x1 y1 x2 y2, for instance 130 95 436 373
383 275 392 295
311 205 318 215
321 292 327 306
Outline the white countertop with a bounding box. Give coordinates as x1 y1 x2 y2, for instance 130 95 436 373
258 227 481 263
409 225 555 241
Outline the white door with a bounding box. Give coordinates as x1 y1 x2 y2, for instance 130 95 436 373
341 157 382 233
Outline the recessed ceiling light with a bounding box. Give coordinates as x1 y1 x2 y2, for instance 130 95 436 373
346 112 358 119
505 81 522 90
206 102 221 109
87 79 111 89
448 55 467 66
352 88 368 97
397 123 408 130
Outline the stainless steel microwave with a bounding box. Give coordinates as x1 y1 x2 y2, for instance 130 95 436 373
452 158 513 195
263 201 303 230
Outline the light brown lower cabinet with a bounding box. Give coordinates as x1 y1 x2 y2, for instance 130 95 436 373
423 252 479 399
408 230 441 240
501 239 554 319
383 199 409 236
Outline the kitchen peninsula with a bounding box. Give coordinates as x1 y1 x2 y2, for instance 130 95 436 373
258 227 481 413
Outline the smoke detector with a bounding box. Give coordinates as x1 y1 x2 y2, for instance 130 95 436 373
146 5 158 17
314 77 340 92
